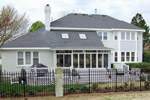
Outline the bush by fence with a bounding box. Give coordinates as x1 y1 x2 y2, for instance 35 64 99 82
127 62 150 70
143 51 150 63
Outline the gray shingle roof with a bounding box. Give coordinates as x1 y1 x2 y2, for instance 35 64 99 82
51 13 143 30
3 28 109 50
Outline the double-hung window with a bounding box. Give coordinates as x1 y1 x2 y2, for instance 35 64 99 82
97 32 108 40
17 51 39 65
114 52 118 62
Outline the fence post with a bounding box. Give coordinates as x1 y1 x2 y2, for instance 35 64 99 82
89 69 90 93
116 69 117 92
55 67 63 97
140 69 142 91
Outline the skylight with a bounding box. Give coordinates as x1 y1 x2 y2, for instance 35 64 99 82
62 33 69 39
79 34 87 39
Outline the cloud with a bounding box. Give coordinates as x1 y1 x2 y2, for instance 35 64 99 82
0 0 150 26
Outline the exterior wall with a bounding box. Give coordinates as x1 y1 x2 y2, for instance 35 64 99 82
2 50 54 72
100 31 143 64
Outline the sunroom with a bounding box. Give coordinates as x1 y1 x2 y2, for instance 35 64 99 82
55 50 111 69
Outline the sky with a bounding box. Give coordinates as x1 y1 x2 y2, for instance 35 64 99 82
0 0 150 26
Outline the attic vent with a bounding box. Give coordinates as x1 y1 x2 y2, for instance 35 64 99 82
79 34 87 39
62 33 69 39
102 15 105 17
74 14 78 15
82 14 86 16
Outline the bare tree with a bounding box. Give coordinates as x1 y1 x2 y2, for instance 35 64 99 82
0 5 29 47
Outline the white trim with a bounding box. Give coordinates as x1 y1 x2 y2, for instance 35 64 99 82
51 27 145 32
1 47 50 50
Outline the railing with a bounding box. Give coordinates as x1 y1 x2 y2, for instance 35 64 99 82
1 68 150 98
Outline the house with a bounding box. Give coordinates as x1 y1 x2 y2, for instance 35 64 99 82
1 4 144 72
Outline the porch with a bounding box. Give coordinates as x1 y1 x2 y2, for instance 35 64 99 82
54 50 111 69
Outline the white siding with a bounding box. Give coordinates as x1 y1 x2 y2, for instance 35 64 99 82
120 41 136 51
137 32 143 62
2 50 54 72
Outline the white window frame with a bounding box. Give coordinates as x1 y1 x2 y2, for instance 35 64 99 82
17 51 39 66
114 32 118 41
114 52 118 62
62 33 69 39
97 32 108 40
121 32 135 41
79 34 87 39
120 51 136 63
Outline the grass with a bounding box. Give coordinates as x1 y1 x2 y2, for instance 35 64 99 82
1 91 150 100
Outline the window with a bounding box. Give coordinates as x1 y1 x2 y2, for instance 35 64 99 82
33 52 39 64
131 52 135 61
98 54 102 68
79 54 84 68
92 54 96 68
114 52 118 62
17 51 39 65
104 54 108 68
25 52 31 65
86 54 90 68
121 32 125 40
79 34 87 39
73 54 78 68
131 33 135 40
18 52 24 65
126 32 130 40
126 52 130 61
62 33 69 39
121 52 125 62
97 32 108 40
103 32 107 40
114 33 118 40
97 32 102 40
57 54 71 67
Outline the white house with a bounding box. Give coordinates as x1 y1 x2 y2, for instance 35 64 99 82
1 4 144 72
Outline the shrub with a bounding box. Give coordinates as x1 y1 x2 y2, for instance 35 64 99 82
124 82 128 88
130 83 135 90
105 87 111 90
68 88 76 93
0 64 1 82
91 83 99 91
1 92 7 98
118 86 124 90
143 51 150 63
140 75 146 81
81 87 90 93
144 81 150 90
28 90 35 96
126 62 150 70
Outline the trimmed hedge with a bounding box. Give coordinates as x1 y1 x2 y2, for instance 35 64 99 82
126 62 150 70
143 51 150 63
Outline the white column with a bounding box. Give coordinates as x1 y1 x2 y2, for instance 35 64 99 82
108 52 111 69
84 51 86 69
96 51 98 68
118 32 121 63
53 50 56 70
71 50 73 68
135 32 138 62
102 54 104 68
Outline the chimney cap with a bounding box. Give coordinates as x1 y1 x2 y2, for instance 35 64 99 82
46 4 49 6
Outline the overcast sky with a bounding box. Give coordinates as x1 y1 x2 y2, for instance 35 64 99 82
1 0 150 26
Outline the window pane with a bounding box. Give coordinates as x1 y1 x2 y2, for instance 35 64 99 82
57 55 63 67
86 54 90 68
18 52 23 65
121 32 125 40
131 33 135 40
92 54 96 68
104 54 108 68
103 32 107 40
126 32 130 40
18 52 23 58
33 52 38 58
114 33 118 40
18 59 23 65
98 54 102 68
121 52 125 62
126 52 130 61
131 52 135 61
33 58 39 64
64 55 71 67
114 52 118 62
98 32 102 40
25 52 31 64
79 54 84 68
79 34 87 39
73 54 78 68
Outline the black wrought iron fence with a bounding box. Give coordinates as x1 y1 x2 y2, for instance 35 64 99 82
1 68 150 98
0 71 55 98
63 69 149 95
